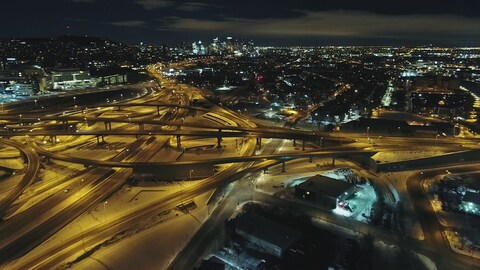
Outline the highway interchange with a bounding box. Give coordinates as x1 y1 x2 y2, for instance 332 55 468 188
0 64 479 269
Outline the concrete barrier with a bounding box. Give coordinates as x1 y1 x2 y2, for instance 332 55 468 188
133 163 215 180
371 150 480 172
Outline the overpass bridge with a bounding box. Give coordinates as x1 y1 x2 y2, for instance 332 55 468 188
30 141 375 180
0 102 211 118
2 127 351 150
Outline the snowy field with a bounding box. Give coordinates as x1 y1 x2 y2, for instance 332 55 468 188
371 151 445 163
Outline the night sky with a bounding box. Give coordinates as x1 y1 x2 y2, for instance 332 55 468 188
2 0 480 46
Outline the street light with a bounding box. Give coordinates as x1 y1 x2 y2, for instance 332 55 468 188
73 96 77 106
453 124 460 136
435 134 439 145
189 169 194 181
78 224 86 252
75 178 84 198
366 126 370 140
103 201 108 222
19 114 22 125
34 99 37 109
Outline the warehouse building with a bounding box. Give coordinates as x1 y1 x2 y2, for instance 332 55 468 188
235 213 302 258
295 174 355 209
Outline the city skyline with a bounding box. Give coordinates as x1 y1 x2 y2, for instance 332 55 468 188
1 2 480 269
2 0 480 46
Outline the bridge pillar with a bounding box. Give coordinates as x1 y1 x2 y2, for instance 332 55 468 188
20 152 27 163
51 135 57 145
176 135 181 148
309 156 313 163
293 139 296 147
96 136 100 145
217 129 223 148
302 140 306 151
103 122 112 130
282 161 286 173
217 136 222 149
117 106 121 111
332 158 336 167
256 137 262 149
138 123 144 131
157 106 160 116
101 135 105 144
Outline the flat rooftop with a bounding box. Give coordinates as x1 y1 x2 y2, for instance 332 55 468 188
296 174 353 198
235 213 302 250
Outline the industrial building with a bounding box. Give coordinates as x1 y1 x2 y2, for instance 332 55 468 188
295 175 355 209
235 213 302 258
436 173 480 216
51 68 98 90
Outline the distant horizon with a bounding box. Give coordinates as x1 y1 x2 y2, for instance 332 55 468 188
2 1 479 49
1 34 478 49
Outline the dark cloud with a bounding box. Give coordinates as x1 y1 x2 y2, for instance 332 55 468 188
135 0 174 10
67 0 96 2
176 2 211 12
164 10 480 40
110 20 148 28
1 0 479 45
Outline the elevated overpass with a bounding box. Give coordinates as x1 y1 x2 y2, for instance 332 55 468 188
3 127 350 150
30 141 375 179
0 139 39 217
0 103 211 118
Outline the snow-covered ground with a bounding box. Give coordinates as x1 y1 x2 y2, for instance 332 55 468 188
333 183 377 223
0 145 21 159
12 177 212 269
0 174 24 201
371 151 445 163
70 191 214 270
322 167 356 180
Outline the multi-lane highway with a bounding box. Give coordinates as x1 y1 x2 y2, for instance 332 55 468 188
0 64 479 270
